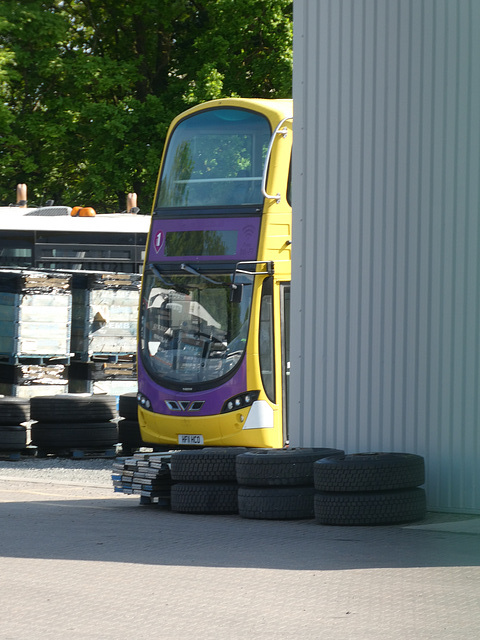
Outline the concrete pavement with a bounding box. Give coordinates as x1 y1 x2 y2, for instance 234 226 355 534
1 477 479 639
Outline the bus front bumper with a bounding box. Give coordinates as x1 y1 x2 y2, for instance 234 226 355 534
137 401 283 449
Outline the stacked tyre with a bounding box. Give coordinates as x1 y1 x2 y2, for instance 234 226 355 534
30 394 118 454
0 397 30 454
313 452 427 525
118 392 143 455
236 448 344 520
170 448 247 515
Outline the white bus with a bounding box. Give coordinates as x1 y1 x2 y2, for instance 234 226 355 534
0 205 149 273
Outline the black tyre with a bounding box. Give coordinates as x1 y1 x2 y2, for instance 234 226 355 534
171 448 249 482
118 393 139 421
170 482 239 514
118 420 143 447
0 425 27 450
236 447 344 486
30 394 118 423
314 452 425 492
0 397 30 425
30 422 118 449
238 485 316 520
314 487 427 525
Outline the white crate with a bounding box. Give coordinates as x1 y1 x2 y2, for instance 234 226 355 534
71 280 140 358
0 383 68 398
0 292 71 358
69 378 137 397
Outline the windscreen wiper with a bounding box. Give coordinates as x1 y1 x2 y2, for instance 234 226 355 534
180 263 243 303
148 263 188 294
180 263 228 286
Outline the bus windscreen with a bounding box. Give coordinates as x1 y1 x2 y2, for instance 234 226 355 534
156 108 271 209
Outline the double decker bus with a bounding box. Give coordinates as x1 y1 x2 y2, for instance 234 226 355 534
137 98 293 448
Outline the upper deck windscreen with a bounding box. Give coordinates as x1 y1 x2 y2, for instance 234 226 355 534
155 108 271 210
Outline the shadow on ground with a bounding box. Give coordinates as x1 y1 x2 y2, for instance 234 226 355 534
1 479 479 571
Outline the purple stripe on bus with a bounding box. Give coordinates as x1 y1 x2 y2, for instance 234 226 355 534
147 217 260 263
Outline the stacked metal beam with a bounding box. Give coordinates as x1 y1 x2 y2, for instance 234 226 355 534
112 452 173 504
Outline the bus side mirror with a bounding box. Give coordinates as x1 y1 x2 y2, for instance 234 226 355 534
230 284 243 303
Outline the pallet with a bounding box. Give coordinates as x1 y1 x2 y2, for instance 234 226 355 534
0 450 23 461
139 493 171 507
35 446 118 459
0 446 38 461
0 354 71 366
91 353 136 363
72 353 136 365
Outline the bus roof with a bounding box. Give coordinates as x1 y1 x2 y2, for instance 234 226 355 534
0 206 151 233
167 97 293 131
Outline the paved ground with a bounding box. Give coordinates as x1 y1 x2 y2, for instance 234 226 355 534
1 476 480 639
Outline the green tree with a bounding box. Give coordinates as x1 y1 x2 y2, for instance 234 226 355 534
182 0 293 103
0 0 292 211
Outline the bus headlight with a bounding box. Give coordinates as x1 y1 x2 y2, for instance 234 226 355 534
221 391 260 413
137 392 152 411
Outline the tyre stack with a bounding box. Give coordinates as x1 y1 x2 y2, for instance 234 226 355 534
0 397 30 458
30 394 119 456
236 448 344 520
313 452 427 525
170 448 247 515
117 392 144 456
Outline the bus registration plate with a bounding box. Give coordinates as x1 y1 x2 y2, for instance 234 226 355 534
178 434 204 445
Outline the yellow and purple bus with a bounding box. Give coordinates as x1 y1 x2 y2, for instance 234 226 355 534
137 98 292 448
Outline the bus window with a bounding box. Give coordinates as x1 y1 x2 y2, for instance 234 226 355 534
156 108 271 209
281 283 290 440
0 234 33 268
287 151 292 207
140 269 254 389
259 277 275 402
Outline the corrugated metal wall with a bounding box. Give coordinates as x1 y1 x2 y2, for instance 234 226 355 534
290 0 480 513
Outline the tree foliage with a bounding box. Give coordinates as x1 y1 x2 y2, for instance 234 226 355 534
0 0 292 211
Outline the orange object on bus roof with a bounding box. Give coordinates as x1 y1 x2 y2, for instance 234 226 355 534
79 207 96 217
